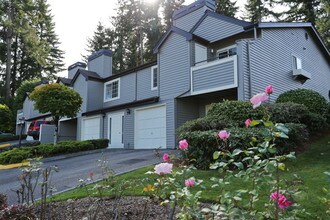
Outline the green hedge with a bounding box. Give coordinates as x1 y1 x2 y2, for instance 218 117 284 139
276 89 328 116
207 100 266 126
0 135 27 143
178 124 308 169
267 102 327 133
0 139 109 165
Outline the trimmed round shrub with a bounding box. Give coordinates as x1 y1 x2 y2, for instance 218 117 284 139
207 100 266 126
177 116 238 134
0 148 34 164
267 102 308 123
302 112 327 133
276 123 309 153
276 89 328 116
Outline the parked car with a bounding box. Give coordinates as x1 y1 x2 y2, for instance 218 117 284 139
27 120 52 140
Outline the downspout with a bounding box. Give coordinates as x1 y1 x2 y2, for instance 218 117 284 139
247 41 252 99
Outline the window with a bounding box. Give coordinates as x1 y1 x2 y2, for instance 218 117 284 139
104 79 120 101
217 46 237 59
292 56 302 69
151 66 158 90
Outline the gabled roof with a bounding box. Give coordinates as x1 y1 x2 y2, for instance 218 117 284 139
191 10 252 33
172 0 215 20
70 69 103 86
56 77 72 86
153 26 193 53
246 22 330 59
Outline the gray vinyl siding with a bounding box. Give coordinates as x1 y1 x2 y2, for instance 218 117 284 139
103 74 136 107
193 16 244 43
246 28 330 102
87 81 103 111
73 74 88 115
176 99 199 130
159 33 191 148
23 98 41 120
237 40 251 100
192 60 235 92
173 7 206 32
88 55 112 78
137 67 158 100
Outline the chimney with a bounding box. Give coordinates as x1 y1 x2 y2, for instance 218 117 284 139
68 62 87 79
172 0 215 32
87 49 113 78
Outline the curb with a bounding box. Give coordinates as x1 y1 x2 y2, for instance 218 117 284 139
0 161 31 170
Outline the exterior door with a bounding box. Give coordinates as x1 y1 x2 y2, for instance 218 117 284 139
108 112 124 148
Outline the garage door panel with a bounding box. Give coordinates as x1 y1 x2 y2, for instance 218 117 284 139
82 117 100 141
135 105 166 149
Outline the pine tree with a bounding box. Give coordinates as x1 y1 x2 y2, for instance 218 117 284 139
244 0 280 23
215 0 238 17
316 0 330 49
83 22 115 61
0 0 64 102
281 0 321 24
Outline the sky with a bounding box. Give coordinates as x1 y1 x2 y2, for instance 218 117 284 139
48 0 247 77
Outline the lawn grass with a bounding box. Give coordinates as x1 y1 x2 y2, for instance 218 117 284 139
51 134 330 218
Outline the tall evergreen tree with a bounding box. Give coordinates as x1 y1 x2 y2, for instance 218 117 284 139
215 0 238 17
316 0 330 49
0 0 64 103
83 22 115 61
244 0 280 23
281 0 321 24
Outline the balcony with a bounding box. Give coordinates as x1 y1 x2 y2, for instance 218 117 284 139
191 55 238 95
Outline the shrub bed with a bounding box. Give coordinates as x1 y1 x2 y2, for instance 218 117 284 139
0 135 27 143
207 100 265 126
276 88 328 116
178 124 308 169
0 139 109 165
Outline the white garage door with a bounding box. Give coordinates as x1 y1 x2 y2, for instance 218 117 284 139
135 105 166 149
82 117 100 140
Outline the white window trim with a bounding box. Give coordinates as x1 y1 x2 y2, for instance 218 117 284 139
151 65 158 90
292 55 302 70
104 78 120 102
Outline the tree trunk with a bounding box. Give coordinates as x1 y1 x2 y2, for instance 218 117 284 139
53 116 60 145
5 1 13 103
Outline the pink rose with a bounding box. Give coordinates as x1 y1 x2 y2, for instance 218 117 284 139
270 192 293 209
185 178 195 187
154 163 173 175
250 92 269 109
163 153 170 162
179 139 189 150
218 130 230 140
245 119 252 127
265 85 273 94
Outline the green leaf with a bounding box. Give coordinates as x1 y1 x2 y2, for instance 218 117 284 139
264 121 274 127
278 163 286 171
234 162 244 169
250 120 260 127
275 124 289 134
232 149 243 157
213 151 221 160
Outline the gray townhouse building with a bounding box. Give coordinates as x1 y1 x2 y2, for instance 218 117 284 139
18 0 330 149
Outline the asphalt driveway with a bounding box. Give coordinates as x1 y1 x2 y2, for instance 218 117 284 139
0 148 175 204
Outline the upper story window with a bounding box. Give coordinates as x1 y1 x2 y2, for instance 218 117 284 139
217 46 237 60
151 66 158 90
104 79 120 101
292 55 302 69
